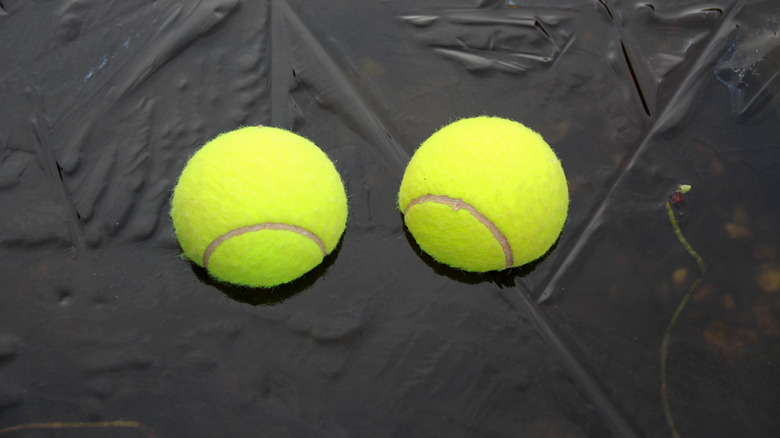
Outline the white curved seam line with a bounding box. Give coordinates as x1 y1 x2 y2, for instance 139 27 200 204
203 222 326 268
405 194 513 268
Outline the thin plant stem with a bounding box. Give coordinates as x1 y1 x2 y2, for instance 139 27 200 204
661 201 707 438
0 420 156 437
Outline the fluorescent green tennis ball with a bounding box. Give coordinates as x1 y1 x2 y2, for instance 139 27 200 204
398 116 568 272
171 126 348 288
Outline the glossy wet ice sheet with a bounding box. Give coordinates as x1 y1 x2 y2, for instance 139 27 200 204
1 1 779 437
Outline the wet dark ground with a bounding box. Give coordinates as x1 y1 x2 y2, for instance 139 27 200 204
1 1 780 437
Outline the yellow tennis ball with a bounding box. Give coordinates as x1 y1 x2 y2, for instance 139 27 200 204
170 126 348 288
398 116 568 272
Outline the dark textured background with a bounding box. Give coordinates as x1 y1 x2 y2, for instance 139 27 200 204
1 1 779 436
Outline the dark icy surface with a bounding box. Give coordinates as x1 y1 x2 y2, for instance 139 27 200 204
1 1 779 436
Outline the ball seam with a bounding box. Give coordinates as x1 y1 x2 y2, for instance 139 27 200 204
404 194 513 269
203 223 327 269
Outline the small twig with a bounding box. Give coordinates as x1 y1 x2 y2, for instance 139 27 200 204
661 198 707 438
0 420 157 437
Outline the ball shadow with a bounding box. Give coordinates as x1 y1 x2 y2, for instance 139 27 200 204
400 213 558 289
190 238 344 306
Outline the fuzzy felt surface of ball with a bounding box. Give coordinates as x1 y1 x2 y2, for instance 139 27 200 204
398 116 568 272
171 126 348 287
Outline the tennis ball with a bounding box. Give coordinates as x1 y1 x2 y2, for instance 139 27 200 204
398 116 568 272
170 126 348 288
